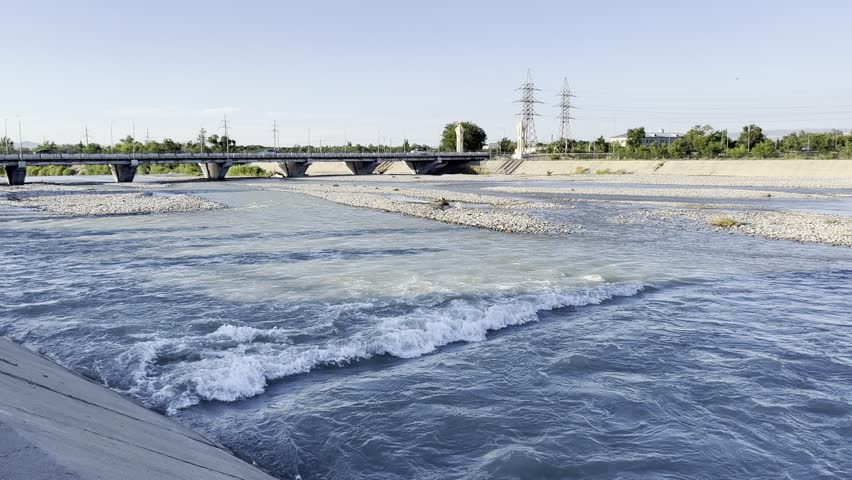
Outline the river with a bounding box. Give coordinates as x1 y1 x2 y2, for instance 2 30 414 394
1 176 850 479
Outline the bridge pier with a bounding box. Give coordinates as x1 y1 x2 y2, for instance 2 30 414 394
199 162 231 180
4 164 27 186
405 160 442 175
278 161 310 178
109 164 137 183
344 160 379 175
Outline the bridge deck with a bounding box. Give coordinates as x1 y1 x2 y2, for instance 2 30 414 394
0 152 488 166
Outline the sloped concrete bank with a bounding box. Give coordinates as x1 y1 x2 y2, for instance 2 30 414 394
0 338 277 480
253 159 852 179
484 159 852 178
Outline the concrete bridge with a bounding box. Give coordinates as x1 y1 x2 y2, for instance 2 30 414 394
1 151 489 185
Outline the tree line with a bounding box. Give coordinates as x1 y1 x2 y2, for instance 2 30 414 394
0 134 436 155
3 122 850 159
534 125 852 159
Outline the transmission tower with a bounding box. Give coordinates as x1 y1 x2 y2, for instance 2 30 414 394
556 78 575 153
272 120 280 152
220 115 230 158
514 69 542 151
198 127 207 153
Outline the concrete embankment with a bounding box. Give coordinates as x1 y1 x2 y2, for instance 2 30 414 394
252 158 852 178
0 338 277 480
481 159 852 178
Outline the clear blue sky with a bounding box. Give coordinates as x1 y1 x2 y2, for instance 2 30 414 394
2 0 851 147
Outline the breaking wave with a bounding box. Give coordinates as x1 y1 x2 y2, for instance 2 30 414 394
117 282 643 413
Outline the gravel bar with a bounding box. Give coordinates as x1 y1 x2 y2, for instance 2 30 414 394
282 184 572 234
614 208 852 247
485 185 837 200
0 184 225 216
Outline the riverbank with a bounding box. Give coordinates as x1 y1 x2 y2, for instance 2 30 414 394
0 337 277 480
283 158 852 180
478 158 852 178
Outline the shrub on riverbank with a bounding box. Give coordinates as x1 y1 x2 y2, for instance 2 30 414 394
227 165 272 177
137 163 201 176
28 165 76 176
80 165 112 175
709 216 742 228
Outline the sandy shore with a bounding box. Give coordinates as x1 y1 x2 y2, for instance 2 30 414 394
0 184 225 216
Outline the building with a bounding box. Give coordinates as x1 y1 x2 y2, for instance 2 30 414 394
609 129 684 147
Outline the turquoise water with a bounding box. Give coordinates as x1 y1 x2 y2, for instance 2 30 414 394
1 177 850 479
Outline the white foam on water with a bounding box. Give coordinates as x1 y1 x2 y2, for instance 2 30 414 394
125 282 644 413
210 324 287 343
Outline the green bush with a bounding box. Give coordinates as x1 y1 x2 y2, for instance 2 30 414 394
708 216 742 228
137 163 201 176
227 165 272 177
80 165 112 175
28 165 76 176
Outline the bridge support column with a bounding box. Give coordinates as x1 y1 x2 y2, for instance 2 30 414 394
404 160 442 175
344 160 379 175
4 165 27 186
199 162 231 180
109 164 137 183
278 161 310 178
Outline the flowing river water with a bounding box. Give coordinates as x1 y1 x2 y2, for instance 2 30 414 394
1 176 851 479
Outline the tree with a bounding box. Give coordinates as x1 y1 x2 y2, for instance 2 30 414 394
751 140 776 158
737 124 765 150
35 140 58 153
668 139 688 158
115 135 143 154
82 143 104 154
498 137 515 153
439 122 486 152
0 136 13 153
593 136 608 153
207 134 236 153
626 127 646 149
161 138 183 153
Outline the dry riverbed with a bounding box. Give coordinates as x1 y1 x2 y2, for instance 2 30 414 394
0 184 224 216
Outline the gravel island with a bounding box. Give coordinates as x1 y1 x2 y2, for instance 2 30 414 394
0 184 225 216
